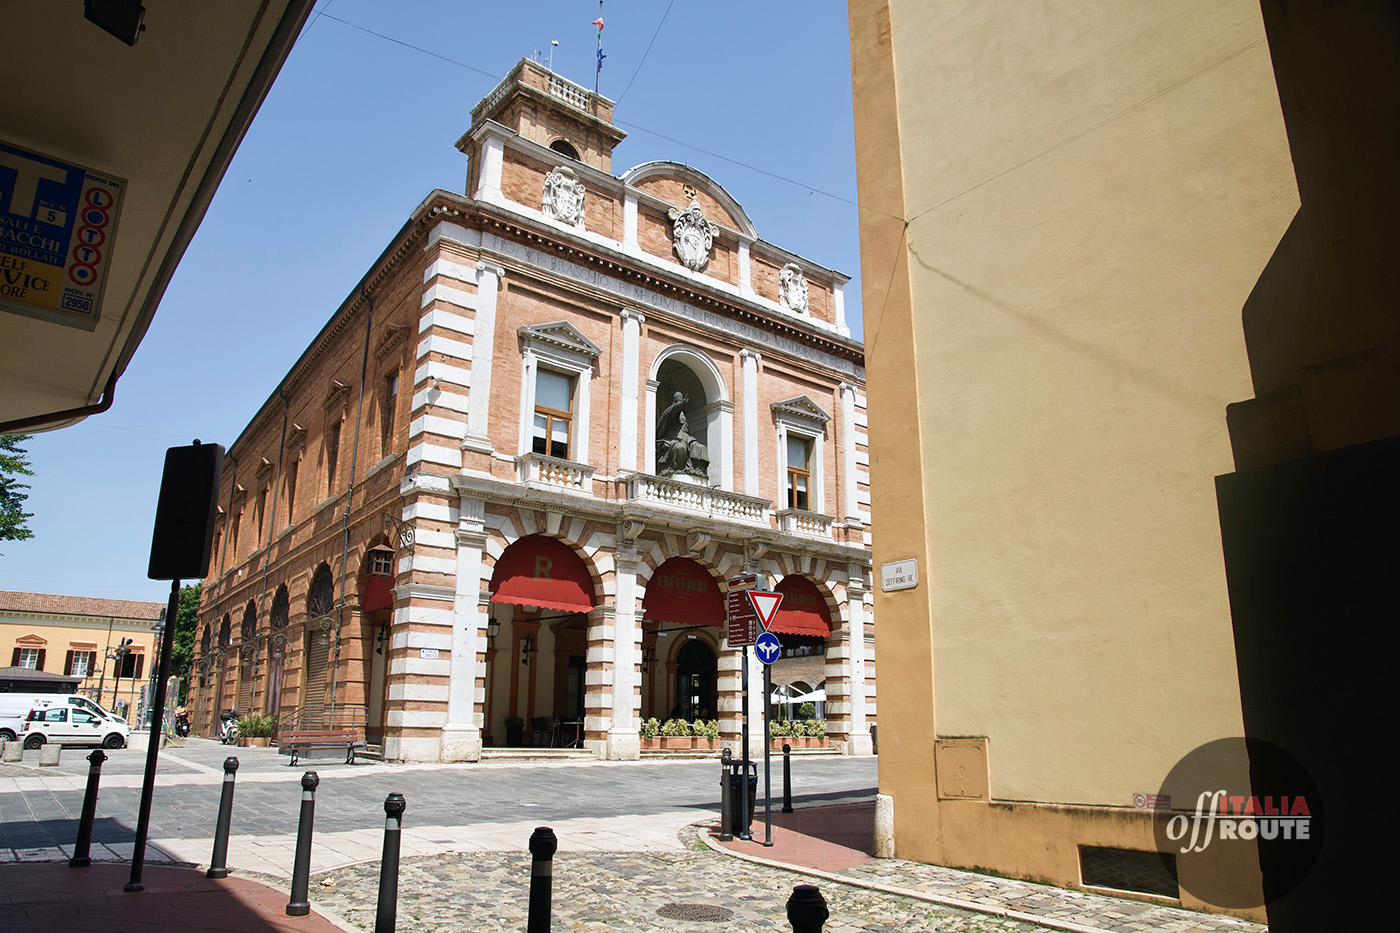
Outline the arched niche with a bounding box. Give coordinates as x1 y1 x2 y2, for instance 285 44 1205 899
646 345 732 489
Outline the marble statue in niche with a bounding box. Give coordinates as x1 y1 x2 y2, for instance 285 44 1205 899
655 391 710 480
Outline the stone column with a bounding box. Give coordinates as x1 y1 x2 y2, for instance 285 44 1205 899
619 309 645 472
741 349 761 496
839 383 860 521
644 378 659 475
474 135 505 203
463 261 503 454
607 551 643 760
835 570 872 756
623 194 639 252
441 496 487 762
584 605 615 757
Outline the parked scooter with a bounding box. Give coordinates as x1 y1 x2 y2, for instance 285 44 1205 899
219 709 240 744
173 707 191 738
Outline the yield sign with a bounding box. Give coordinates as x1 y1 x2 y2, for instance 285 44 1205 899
747 591 784 630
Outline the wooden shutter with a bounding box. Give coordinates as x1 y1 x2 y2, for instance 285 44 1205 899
304 633 329 706
65 651 74 675
237 662 253 713
134 654 143 679
11 648 20 666
35 649 45 670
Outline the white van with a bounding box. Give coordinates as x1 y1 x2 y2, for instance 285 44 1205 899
0 693 128 748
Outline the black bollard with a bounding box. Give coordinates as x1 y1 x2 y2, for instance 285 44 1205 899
69 749 108 867
285 771 319 917
375 793 406 933
782 743 794 813
787 884 829 932
206 756 239 879
526 826 557 933
719 747 733 841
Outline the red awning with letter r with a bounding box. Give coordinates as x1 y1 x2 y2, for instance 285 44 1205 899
489 534 595 613
768 576 832 638
644 557 724 627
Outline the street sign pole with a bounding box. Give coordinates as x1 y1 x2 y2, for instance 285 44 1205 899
763 658 773 846
739 649 751 841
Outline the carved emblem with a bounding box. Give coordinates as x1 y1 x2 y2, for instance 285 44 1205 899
779 263 809 314
667 198 718 271
542 166 586 228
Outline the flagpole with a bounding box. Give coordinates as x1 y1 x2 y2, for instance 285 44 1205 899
595 0 603 95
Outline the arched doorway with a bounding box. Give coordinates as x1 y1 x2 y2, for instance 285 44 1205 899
237 602 256 713
486 535 597 746
304 563 334 708
769 575 833 721
674 639 717 720
267 585 289 726
641 557 724 721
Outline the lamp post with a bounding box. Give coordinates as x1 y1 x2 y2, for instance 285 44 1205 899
107 638 133 716
144 616 166 729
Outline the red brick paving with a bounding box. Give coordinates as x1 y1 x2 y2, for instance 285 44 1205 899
711 801 875 872
0 862 346 932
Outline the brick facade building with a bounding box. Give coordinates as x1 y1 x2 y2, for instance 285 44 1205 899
190 60 874 762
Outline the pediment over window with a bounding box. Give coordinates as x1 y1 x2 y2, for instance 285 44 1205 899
286 423 307 450
375 324 410 361
323 379 352 411
771 395 831 426
518 321 601 360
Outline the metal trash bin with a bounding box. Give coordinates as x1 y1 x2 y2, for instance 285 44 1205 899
726 758 758 835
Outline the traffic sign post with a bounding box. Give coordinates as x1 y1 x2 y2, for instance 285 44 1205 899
746 590 784 848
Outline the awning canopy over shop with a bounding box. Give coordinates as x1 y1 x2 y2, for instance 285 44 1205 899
644 557 724 627
490 535 596 614
767 576 833 638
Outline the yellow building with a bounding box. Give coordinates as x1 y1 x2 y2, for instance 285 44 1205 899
0 591 163 719
849 0 1398 924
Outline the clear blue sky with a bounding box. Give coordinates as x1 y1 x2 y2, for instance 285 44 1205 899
2 0 864 602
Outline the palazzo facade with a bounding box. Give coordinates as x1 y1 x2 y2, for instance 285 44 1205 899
190 59 875 762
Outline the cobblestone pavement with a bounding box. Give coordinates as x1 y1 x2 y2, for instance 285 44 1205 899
793 855 1263 933
291 825 1266 933
296 843 1046 933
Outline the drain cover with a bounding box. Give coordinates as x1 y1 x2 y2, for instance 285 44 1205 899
656 903 735 922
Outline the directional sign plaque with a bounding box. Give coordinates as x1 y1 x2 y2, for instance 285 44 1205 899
726 573 759 647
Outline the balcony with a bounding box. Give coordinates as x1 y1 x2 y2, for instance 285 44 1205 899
516 453 595 493
775 508 835 539
622 473 770 526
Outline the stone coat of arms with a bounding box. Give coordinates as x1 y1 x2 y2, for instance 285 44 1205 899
667 198 719 271
779 263 810 314
542 167 586 228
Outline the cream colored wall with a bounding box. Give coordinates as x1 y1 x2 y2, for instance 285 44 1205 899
868 0 1299 805
2 615 158 708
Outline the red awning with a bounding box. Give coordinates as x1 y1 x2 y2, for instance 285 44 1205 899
644 557 724 627
490 535 595 613
767 576 832 638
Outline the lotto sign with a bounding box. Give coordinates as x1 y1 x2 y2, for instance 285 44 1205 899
0 140 126 331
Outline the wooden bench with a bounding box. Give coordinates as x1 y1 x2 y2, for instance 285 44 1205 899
279 729 365 766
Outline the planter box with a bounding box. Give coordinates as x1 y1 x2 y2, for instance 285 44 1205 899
246 737 271 747
640 737 660 750
661 735 692 749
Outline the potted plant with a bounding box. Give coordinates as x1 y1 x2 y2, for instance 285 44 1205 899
769 717 792 751
660 717 693 749
805 718 827 749
504 716 525 747
240 713 274 747
640 717 660 750
692 718 719 749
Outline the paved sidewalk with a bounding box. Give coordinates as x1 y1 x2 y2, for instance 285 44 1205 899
0 862 350 932
708 803 1267 933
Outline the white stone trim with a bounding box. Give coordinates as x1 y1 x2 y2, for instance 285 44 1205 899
475 135 504 201
412 387 469 415
421 283 477 312
427 221 481 251
423 257 479 285
419 309 474 337
619 309 644 471
406 444 463 470
417 335 472 361
409 414 466 441
622 194 638 250
741 349 761 496
464 262 503 445
414 361 471 389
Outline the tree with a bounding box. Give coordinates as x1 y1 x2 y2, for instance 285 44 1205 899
0 434 35 542
170 582 202 701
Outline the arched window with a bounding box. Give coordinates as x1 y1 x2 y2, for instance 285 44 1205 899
240 601 256 643
218 614 232 648
648 347 729 487
270 585 290 630
549 139 580 161
307 563 335 618
200 625 211 656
